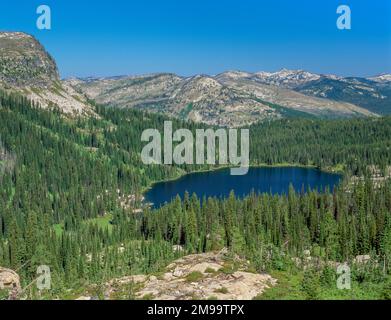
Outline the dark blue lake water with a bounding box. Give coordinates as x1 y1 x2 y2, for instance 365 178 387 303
145 167 342 208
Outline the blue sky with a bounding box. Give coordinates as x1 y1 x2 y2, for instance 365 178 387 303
1 0 390 78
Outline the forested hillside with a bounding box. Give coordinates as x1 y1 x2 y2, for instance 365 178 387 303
0 90 391 299
249 117 391 175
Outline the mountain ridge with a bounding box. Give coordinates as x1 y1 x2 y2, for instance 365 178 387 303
1 31 389 125
68 70 377 127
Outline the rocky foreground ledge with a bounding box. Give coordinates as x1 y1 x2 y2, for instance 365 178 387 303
78 249 277 300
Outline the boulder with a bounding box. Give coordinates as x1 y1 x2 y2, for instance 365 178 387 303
354 255 371 264
0 267 21 298
189 262 222 274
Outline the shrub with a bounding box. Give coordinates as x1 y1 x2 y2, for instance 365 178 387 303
204 267 218 274
382 281 391 300
215 287 229 294
320 266 336 287
185 271 204 283
301 269 321 300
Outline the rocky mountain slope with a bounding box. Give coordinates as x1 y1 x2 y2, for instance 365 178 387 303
0 32 93 116
67 74 282 127
68 70 377 127
296 77 391 115
0 32 58 88
215 71 373 119
1 31 388 125
234 69 391 115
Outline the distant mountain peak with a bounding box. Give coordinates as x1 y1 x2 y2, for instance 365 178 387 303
253 69 321 89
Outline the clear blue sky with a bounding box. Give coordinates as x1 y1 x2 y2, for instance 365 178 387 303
1 0 390 78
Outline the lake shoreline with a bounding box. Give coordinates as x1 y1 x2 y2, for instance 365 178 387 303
143 163 344 192
143 164 344 208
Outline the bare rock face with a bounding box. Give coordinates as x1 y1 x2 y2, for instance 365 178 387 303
0 267 21 298
0 32 94 116
0 32 59 88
